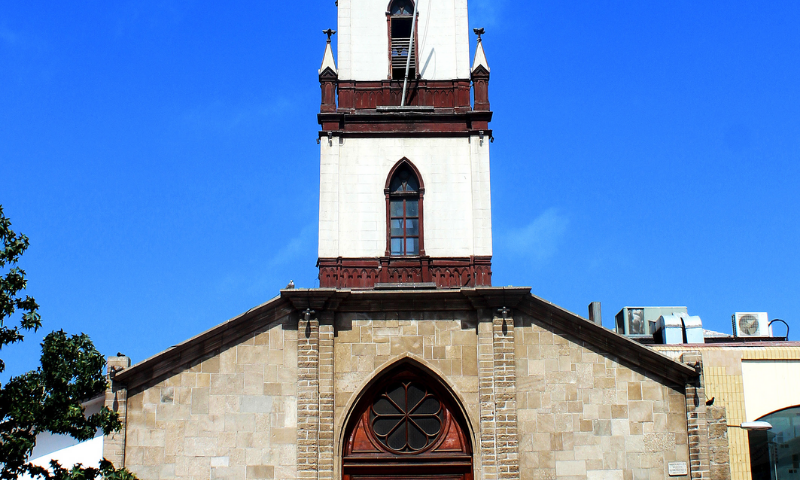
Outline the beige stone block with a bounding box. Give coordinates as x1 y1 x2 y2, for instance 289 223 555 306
628 383 642 401
587 469 624 480
246 465 275 479
355 354 374 372
375 342 391 356
351 343 376 356
524 330 540 345
430 345 446 359
220 348 237 373
629 401 654 423
270 427 296 445
269 328 284 350
336 326 360 343
452 330 477 346
335 346 355 373
142 446 166 466
537 414 555 432
391 335 423 355
555 460 586 477
196 373 211 388
191 388 210 415
209 395 240 414
277 364 295 383
224 413 257 432
266 349 283 365
184 436 218 457
210 374 244 396
526 344 541 359
611 405 628 419
641 383 663 401
244 372 265 396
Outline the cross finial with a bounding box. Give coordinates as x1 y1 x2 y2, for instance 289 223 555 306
497 306 511 319
323 29 337 43
473 27 485 42
302 308 316 321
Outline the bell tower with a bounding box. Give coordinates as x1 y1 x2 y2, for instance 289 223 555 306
317 0 493 289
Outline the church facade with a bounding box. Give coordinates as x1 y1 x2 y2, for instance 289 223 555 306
103 1 728 479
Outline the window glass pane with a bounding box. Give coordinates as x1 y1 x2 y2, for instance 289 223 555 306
749 407 800 480
406 237 419 255
406 200 419 217
406 219 418 236
391 0 414 16
391 219 404 236
389 165 419 193
391 238 404 255
390 200 403 217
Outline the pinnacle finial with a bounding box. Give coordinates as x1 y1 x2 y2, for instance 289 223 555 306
473 27 485 42
323 29 337 43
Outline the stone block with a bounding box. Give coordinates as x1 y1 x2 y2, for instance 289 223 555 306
629 401 654 423
555 460 587 477
246 465 275 479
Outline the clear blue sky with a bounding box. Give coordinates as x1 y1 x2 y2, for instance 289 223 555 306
2 0 798 380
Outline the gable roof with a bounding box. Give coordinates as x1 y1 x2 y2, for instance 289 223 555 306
115 287 696 391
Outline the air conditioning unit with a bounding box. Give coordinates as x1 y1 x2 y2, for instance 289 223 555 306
732 312 770 337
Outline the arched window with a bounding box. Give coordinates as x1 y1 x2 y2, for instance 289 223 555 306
342 364 473 479
387 0 417 80
386 160 424 256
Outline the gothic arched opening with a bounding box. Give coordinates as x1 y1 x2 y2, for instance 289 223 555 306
342 364 474 480
385 159 425 257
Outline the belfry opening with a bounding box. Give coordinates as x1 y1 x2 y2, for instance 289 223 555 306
342 362 474 480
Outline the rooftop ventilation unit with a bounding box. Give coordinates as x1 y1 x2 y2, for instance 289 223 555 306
732 312 770 338
616 306 688 339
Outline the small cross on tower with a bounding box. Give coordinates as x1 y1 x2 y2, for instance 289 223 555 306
473 28 485 42
323 28 337 43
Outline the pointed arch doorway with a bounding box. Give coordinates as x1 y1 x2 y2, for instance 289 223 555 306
342 363 474 480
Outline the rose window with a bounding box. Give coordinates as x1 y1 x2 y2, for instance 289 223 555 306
369 381 444 452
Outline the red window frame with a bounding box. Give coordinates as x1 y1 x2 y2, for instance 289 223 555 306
385 159 425 257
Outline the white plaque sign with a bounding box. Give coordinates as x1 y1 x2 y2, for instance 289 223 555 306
668 462 688 477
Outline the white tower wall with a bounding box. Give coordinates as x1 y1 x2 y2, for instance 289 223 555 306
319 136 492 259
337 0 471 81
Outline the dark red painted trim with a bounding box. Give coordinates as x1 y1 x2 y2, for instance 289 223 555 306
318 110 492 136
317 256 492 289
337 80 472 111
471 65 490 111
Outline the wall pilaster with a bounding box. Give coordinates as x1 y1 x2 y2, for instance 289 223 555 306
682 352 711 480
318 313 335 480
493 312 520 480
478 319 498 480
103 355 131 469
298 311 320 479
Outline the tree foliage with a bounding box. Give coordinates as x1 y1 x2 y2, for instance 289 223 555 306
0 206 136 480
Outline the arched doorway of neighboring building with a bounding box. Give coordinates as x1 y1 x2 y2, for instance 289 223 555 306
342 363 474 480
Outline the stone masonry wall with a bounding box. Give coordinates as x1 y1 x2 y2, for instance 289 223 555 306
123 316 297 480
514 315 691 480
707 406 732 480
